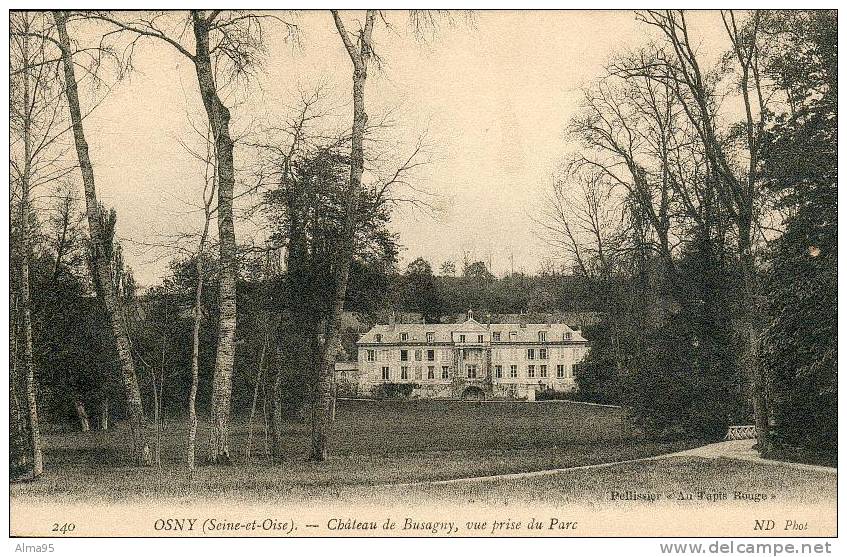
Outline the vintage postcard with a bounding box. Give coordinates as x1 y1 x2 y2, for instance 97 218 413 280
7 7 838 543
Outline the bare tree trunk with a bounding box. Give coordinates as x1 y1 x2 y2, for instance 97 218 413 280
310 10 376 461
155 323 167 469
245 338 267 465
188 231 207 473
53 11 151 466
309 195 354 460
99 397 109 430
22 309 41 476
188 125 215 474
18 27 43 478
269 369 284 463
10 311 31 477
330 382 337 423
74 400 90 432
188 278 201 472
151 367 160 468
51 196 70 282
261 384 271 463
9 365 31 478
739 225 769 453
247 318 280 464
246 376 261 466
642 10 771 452
726 11 770 454
191 10 237 465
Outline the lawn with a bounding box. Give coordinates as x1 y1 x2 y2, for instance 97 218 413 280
11 399 705 503
406 456 838 508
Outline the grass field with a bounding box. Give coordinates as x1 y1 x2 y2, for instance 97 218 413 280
11 399 706 503
408 456 838 507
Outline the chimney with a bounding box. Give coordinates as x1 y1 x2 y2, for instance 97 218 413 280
467 308 474 321
545 313 552 327
519 311 528 328
388 311 396 331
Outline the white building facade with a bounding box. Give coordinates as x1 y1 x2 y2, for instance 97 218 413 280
353 311 589 400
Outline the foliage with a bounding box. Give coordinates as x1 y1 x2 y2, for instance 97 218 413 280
370 382 418 399
400 258 442 323
261 140 401 415
392 261 607 321
578 238 745 440
534 387 579 401
760 10 837 460
573 320 624 404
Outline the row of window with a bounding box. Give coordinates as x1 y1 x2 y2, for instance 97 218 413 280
366 349 453 363
401 349 436 362
381 365 451 381
367 347 568 362
378 364 573 381
495 364 571 379
373 330 574 343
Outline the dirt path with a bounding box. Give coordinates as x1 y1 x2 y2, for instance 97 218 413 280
673 440 837 474
394 439 836 487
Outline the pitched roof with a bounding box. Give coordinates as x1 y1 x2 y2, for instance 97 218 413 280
358 317 586 344
451 317 488 332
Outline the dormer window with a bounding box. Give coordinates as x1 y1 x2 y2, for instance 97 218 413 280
492 332 501 342
400 332 409 342
459 334 466 343
509 331 517 341
538 331 547 342
375 334 382 343
478 334 484 343
564 331 572 341
426 332 434 343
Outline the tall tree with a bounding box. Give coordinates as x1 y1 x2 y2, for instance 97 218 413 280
10 13 44 478
254 90 409 455
53 10 151 465
539 168 632 388
636 10 774 452
402 258 441 322
310 10 377 461
189 127 217 472
759 10 837 461
93 10 291 463
190 10 237 464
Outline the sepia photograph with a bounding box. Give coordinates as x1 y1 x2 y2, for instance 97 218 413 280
6 5 839 544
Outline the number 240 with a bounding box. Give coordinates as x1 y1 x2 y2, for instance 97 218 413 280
52 522 75 534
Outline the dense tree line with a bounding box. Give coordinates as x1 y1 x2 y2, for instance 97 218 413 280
545 10 836 462
394 256 607 322
759 11 837 463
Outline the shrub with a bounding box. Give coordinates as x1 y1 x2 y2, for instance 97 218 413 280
371 382 418 400
535 387 579 401
572 320 623 404
623 308 737 441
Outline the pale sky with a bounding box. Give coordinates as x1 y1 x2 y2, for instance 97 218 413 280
75 10 731 286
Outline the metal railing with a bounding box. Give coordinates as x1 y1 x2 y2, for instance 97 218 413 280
724 424 757 440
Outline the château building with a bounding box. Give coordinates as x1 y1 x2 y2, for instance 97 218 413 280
350 311 589 400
